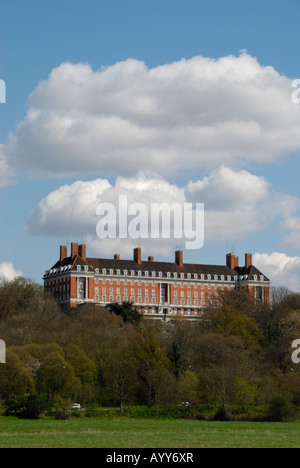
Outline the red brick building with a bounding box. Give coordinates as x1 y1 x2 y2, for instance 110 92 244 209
44 243 270 318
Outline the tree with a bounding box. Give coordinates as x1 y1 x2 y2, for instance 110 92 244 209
0 348 34 400
211 306 263 352
131 325 175 409
108 302 142 325
177 370 199 406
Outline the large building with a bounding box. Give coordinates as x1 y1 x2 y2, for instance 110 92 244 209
44 243 270 318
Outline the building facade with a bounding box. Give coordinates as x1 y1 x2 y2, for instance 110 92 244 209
44 243 270 318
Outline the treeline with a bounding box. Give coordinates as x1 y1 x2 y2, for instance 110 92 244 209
0 278 299 420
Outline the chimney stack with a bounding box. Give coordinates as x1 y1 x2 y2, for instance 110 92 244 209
114 254 120 260
134 247 142 265
245 253 252 269
71 242 79 258
227 253 239 269
60 245 68 262
226 253 235 269
78 244 86 262
148 256 154 262
175 250 183 267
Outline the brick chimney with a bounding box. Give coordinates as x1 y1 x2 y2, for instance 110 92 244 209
235 256 239 268
71 242 79 258
60 245 68 262
134 248 142 265
114 254 120 260
175 250 183 267
78 244 86 262
148 256 154 262
245 253 252 268
226 253 235 269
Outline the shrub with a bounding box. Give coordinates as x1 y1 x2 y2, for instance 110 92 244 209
213 406 233 421
267 397 292 422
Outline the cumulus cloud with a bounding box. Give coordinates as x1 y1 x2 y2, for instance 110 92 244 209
0 262 23 281
26 167 300 257
0 144 15 188
253 252 300 292
2 52 300 181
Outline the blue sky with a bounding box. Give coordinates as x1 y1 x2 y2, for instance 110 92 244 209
2 0 300 290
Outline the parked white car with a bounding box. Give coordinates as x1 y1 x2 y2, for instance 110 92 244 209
69 403 81 411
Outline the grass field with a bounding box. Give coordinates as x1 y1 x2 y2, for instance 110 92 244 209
0 416 299 448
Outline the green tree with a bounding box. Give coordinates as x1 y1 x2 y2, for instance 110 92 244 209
0 348 34 400
211 306 263 352
109 302 142 324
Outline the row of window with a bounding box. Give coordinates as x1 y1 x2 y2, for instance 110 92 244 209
95 293 218 306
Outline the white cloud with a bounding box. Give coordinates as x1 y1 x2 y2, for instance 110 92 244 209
2 52 300 181
0 144 15 188
253 252 300 292
26 167 300 258
0 262 23 281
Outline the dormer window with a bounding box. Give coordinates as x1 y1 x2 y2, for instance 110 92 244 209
102 268 106 275
77 265 81 272
84 265 88 272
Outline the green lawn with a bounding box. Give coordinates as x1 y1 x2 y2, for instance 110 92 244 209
0 417 299 448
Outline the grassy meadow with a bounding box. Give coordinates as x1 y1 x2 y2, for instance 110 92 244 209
0 416 299 448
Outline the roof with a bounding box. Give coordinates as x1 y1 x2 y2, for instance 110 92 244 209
49 254 270 282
